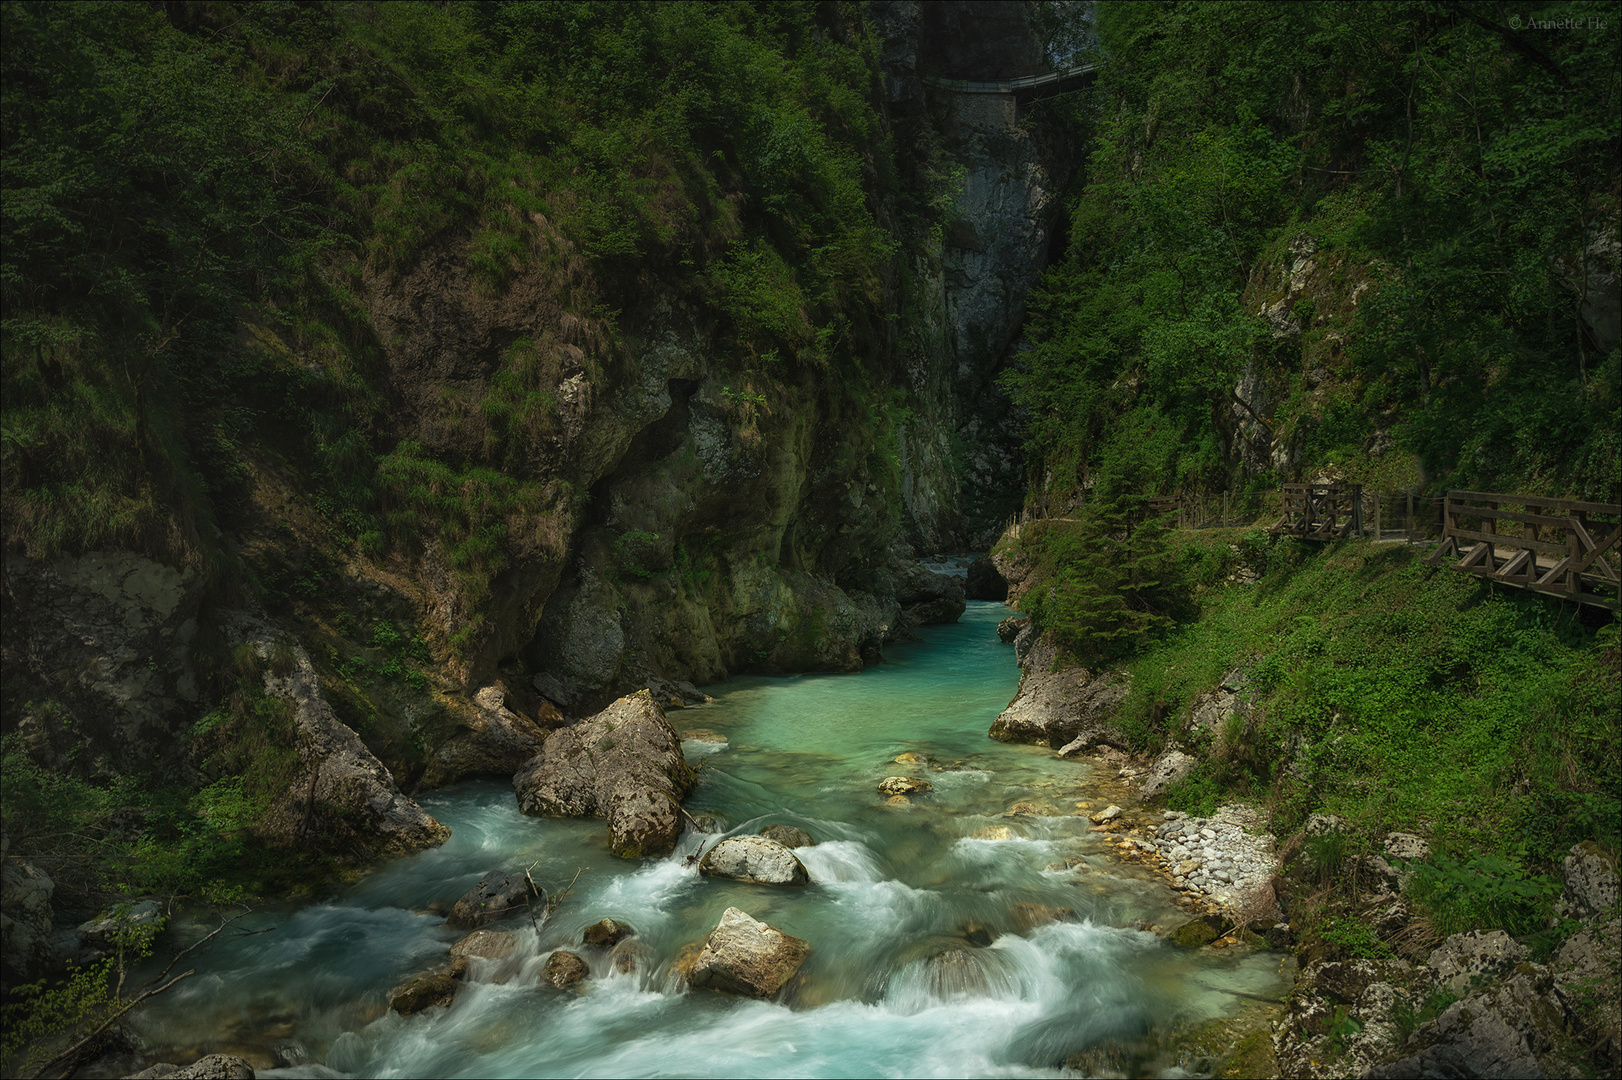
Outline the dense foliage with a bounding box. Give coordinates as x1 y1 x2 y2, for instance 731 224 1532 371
2 0 899 605
1008 0 1621 506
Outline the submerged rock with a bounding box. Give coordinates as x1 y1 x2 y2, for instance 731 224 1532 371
1009 902 1074 932
688 907 810 998
513 689 694 858
1088 805 1122 824
1169 916 1225 948
543 950 590 990
758 824 815 848
447 871 535 929
973 825 1015 841
878 776 932 795
700 836 810 885
448 928 518 961
679 728 728 745
924 948 989 995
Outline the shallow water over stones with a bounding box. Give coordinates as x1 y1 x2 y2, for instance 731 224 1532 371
130 602 1291 1077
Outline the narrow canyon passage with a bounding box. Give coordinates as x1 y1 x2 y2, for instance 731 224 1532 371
128 603 1290 1078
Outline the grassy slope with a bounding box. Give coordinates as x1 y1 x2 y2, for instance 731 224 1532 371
1031 519 1618 929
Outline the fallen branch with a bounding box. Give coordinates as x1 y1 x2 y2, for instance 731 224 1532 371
31 970 195 1080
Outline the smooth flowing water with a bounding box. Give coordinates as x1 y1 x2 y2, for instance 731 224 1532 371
131 602 1290 1078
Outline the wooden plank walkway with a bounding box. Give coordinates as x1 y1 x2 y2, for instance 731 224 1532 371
1426 491 1620 610
924 63 1099 99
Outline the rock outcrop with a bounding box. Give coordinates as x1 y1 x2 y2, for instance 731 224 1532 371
1138 749 1198 800
420 682 558 788
230 615 449 859
989 634 1130 749
513 690 694 858
1 552 203 777
0 858 54 985
699 837 810 886
688 907 810 998
964 555 1007 601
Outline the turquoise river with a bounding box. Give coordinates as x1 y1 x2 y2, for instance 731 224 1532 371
130 601 1292 1077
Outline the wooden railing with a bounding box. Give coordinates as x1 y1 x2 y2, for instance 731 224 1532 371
1273 483 1364 540
1426 491 1621 609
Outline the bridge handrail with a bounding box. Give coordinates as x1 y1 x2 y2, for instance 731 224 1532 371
924 64 1098 95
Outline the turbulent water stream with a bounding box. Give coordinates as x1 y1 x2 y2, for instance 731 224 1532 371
131 602 1291 1078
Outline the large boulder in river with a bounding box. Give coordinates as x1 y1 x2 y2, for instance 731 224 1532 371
700 837 810 885
513 690 694 858
688 907 810 998
447 871 535 929
989 634 1130 749
759 824 814 849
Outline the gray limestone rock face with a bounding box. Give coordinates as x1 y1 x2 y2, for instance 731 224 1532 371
989 635 1129 748
688 907 810 998
1138 749 1198 800
1555 841 1618 922
0 858 55 983
895 563 967 627
2 551 203 778
512 689 693 858
699 837 810 886
1426 930 1531 997
1368 966 1568 1080
1383 832 1431 863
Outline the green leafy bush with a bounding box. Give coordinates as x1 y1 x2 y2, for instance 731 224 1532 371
1408 851 1563 938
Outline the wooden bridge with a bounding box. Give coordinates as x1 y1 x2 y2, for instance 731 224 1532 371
1426 491 1621 610
925 63 1099 101
1273 484 1364 540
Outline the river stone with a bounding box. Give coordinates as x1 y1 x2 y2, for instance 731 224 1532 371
885 795 911 806
389 971 459 1014
447 871 534 929
688 907 810 998
582 917 635 948
449 928 518 961
700 836 810 885
1170 916 1225 948
893 752 927 764
161 1056 256 1080
1005 801 1056 817
513 689 694 859
878 776 932 795
422 682 554 787
973 825 1015 841
543 950 589 990
758 824 815 848
1009 902 1074 932
611 938 652 974
1088 805 1122 824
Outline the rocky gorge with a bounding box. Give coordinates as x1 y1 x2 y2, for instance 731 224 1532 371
3 1 1619 1078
